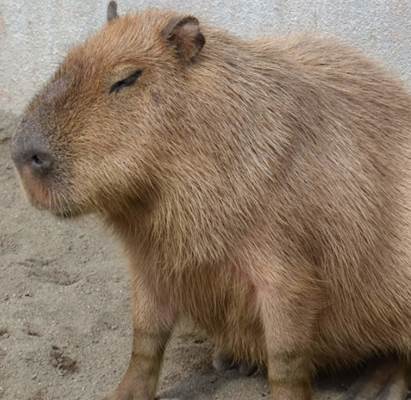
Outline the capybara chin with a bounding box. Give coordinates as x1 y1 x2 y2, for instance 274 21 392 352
11 1 411 399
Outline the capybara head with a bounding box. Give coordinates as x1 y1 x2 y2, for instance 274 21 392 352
11 2 205 218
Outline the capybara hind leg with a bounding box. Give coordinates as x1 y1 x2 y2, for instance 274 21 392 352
212 348 235 372
212 348 257 376
103 273 175 400
239 360 258 376
341 358 409 400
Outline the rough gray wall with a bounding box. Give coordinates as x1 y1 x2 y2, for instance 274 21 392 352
1 0 410 114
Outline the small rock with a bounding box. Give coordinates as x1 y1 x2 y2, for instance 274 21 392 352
24 325 41 337
49 345 79 376
0 329 9 338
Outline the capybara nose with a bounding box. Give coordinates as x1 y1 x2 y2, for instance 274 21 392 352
26 151 53 175
11 133 54 177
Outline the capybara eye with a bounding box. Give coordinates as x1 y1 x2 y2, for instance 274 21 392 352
109 69 143 94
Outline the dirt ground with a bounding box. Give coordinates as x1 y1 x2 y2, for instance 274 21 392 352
0 110 410 400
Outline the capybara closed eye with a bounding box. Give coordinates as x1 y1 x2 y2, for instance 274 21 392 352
12 2 411 399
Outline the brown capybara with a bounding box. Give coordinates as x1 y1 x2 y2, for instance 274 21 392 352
11 1 411 399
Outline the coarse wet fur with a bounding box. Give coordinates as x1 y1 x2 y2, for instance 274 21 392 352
11 2 411 399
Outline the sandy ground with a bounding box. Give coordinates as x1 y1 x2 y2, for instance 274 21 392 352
0 110 410 400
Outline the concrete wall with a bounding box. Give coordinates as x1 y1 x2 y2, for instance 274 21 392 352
0 0 410 114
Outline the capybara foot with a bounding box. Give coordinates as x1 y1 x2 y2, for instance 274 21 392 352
213 349 257 376
238 360 258 376
212 349 235 372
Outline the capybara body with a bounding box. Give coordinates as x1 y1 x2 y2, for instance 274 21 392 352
11 3 411 399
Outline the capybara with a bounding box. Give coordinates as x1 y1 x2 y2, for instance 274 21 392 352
11 1 411 399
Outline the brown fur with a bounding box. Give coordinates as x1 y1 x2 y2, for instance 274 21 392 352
11 4 411 400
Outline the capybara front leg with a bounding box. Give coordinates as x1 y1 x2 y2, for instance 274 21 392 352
258 283 316 400
104 273 175 400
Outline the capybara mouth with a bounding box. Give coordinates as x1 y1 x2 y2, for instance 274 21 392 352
31 195 80 220
15 167 78 218
15 167 52 209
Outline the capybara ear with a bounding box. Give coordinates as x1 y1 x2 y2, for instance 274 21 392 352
162 16 205 63
107 1 119 22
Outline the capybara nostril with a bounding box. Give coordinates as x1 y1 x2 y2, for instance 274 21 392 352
11 128 53 176
12 145 54 176
29 151 53 175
